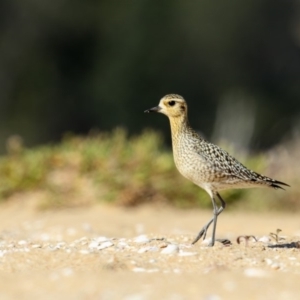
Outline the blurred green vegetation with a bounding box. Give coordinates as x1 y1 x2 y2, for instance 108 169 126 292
0 130 297 211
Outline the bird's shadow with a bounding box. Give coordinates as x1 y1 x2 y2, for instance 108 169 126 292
268 241 300 249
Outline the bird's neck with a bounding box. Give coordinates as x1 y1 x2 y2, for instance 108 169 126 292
169 114 203 145
169 114 191 136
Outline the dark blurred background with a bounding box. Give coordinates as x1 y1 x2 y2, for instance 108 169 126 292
1 0 300 153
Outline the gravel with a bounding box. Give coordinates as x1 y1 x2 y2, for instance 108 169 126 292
0 203 300 299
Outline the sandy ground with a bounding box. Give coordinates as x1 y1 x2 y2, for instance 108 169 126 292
0 198 300 300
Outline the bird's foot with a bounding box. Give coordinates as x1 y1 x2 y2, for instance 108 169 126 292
191 226 209 245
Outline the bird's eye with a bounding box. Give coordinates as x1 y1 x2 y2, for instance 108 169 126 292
168 101 175 106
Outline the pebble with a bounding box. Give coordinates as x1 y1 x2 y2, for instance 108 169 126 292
97 241 114 250
95 236 110 243
88 239 104 249
46 246 59 252
265 258 273 265
258 236 271 243
132 267 146 273
18 240 27 246
133 235 150 244
270 262 281 270
116 241 129 249
201 238 212 246
88 237 108 249
72 237 87 245
173 268 181 274
158 242 168 248
56 242 66 249
161 244 179 254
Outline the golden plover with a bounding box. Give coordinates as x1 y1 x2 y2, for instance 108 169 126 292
144 94 289 246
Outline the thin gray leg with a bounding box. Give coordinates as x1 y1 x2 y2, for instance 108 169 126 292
208 195 219 246
191 192 226 245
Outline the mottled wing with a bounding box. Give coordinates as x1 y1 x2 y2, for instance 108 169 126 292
196 141 288 189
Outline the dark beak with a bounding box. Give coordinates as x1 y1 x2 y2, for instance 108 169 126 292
144 106 161 113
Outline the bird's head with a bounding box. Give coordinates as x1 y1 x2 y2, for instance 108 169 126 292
144 94 187 118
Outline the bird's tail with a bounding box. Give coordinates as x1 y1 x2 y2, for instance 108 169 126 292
268 179 290 190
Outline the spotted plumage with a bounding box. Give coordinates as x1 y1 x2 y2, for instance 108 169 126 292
144 94 289 246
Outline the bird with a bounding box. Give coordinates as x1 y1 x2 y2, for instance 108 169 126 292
144 94 289 247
